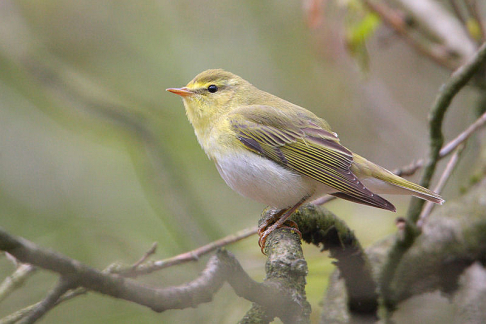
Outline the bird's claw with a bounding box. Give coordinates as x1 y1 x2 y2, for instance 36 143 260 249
258 219 302 255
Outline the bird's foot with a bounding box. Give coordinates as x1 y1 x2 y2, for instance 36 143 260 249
258 215 302 254
257 197 308 255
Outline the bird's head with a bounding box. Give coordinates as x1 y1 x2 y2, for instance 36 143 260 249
167 69 256 129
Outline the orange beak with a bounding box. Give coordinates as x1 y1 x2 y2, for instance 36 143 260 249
166 87 193 97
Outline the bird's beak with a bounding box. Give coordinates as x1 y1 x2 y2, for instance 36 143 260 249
166 87 193 97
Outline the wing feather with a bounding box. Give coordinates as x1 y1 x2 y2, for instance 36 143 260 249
230 105 395 211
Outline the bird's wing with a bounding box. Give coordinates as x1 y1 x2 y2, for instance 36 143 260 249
229 105 395 211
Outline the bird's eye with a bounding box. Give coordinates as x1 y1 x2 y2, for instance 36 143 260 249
207 84 218 93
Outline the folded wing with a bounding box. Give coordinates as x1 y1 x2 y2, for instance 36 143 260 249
230 105 396 211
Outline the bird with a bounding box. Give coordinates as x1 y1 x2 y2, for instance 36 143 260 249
167 69 444 252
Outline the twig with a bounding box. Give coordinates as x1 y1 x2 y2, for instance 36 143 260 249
392 109 486 177
0 287 88 324
0 303 38 324
18 277 74 324
116 226 258 277
0 227 258 322
441 110 486 156
391 159 424 177
0 227 221 312
131 242 157 270
417 145 465 227
0 264 36 303
310 195 335 206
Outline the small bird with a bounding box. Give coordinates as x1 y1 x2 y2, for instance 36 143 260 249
167 69 444 251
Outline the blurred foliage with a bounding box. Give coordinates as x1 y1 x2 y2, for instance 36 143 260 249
467 18 483 42
343 1 381 71
0 0 478 323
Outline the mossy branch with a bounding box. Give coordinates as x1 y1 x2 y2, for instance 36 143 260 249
292 205 378 321
321 179 486 323
378 41 486 312
241 209 311 324
408 41 486 223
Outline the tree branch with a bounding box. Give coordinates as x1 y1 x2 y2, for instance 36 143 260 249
0 228 228 312
321 179 486 323
0 226 314 323
380 40 486 313
291 205 379 321
408 40 486 223
390 179 486 305
241 209 311 324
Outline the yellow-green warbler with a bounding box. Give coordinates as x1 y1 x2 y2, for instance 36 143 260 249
167 69 443 249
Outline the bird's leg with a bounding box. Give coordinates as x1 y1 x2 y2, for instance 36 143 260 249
258 208 286 237
257 208 299 244
258 196 308 254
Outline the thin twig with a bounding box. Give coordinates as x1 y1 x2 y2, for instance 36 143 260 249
119 226 258 277
0 288 87 324
392 109 486 177
310 195 335 206
441 110 486 156
391 160 424 177
0 303 38 324
131 242 157 270
417 145 465 227
0 228 258 313
18 277 74 324
0 264 36 303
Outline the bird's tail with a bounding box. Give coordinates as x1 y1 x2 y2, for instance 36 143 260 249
353 155 445 205
386 174 444 204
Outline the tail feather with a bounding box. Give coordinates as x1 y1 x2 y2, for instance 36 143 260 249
331 192 396 212
409 189 444 205
352 154 444 205
353 155 445 205
374 169 445 205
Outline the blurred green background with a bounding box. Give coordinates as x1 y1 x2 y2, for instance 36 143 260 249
0 1 477 323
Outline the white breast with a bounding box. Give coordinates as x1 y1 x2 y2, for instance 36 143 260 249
213 151 314 209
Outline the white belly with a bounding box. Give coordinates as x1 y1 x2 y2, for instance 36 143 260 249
213 151 316 209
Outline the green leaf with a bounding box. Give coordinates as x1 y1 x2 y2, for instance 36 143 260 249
345 12 381 71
